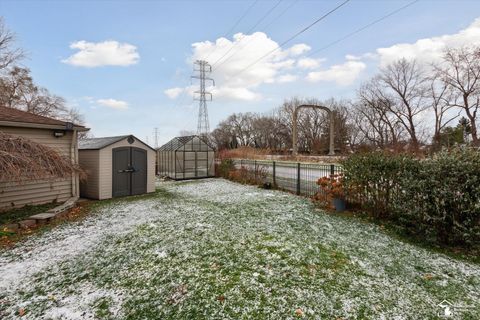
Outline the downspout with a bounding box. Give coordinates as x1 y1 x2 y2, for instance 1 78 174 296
70 129 79 198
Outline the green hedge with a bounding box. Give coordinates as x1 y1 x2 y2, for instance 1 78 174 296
342 148 480 246
216 159 235 179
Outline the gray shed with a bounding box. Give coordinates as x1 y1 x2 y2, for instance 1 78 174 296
78 135 156 200
157 135 215 180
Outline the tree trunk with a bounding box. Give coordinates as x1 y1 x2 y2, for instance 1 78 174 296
470 120 479 146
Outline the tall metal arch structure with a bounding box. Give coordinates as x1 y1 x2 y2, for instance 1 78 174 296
292 104 335 156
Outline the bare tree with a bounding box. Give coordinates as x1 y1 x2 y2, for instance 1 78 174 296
435 46 480 145
427 72 459 147
61 108 92 139
377 59 429 151
0 66 67 118
356 80 404 148
0 17 24 72
0 18 85 129
211 123 236 150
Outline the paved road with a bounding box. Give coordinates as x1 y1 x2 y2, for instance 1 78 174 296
233 160 341 196
234 160 337 181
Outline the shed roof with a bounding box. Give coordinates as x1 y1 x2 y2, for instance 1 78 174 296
79 135 129 150
79 135 156 151
158 135 214 151
0 106 87 131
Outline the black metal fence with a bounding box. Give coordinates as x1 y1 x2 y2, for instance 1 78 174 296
231 159 343 198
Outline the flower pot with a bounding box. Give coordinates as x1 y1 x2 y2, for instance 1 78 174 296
332 198 346 212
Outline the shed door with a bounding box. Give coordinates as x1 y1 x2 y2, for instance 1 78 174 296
112 147 131 197
112 147 148 197
131 148 147 195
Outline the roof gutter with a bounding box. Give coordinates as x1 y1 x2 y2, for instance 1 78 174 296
0 120 89 132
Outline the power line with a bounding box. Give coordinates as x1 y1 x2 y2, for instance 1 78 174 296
261 0 299 32
230 0 351 79
223 0 259 40
213 0 300 74
307 0 420 58
203 0 259 61
211 0 284 68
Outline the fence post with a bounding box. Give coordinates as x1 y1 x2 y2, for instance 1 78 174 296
296 162 301 195
272 161 276 186
330 164 335 176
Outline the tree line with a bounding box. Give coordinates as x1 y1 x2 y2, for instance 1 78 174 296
0 18 84 125
211 46 480 154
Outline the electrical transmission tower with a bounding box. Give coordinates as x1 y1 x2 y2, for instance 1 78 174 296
191 60 214 136
153 127 159 148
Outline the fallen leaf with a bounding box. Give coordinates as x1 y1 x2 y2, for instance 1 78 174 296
295 308 304 317
424 273 434 280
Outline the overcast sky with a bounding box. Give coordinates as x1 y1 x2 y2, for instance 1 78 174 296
1 0 480 146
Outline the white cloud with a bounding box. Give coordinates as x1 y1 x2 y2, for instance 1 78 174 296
164 87 183 99
188 32 310 101
165 17 480 104
345 54 362 61
96 98 128 110
375 18 480 67
212 86 260 101
287 44 311 56
297 57 324 69
62 40 139 67
306 60 366 86
276 74 298 83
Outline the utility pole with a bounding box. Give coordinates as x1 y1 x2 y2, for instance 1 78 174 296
153 127 159 148
191 60 215 136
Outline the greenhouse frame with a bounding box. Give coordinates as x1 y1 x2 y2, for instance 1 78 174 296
157 135 215 180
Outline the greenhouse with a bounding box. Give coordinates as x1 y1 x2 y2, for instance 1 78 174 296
157 135 215 180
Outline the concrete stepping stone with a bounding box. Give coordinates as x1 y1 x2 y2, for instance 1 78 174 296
29 213 56 220
29 213 57 225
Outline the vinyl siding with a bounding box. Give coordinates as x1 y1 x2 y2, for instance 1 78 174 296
0 126 75 210
78 150 100 199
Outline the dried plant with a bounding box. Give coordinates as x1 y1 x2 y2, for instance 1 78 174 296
0 131 84 182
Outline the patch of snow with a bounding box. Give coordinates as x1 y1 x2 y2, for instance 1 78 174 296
0 178 479 319
0 200 161 291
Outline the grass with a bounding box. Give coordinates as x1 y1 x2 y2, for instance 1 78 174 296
0 179 479 319
0 202 58 225
0 189 169 247
327 209 480 265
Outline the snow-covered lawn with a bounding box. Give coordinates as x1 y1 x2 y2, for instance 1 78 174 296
0 179 479 319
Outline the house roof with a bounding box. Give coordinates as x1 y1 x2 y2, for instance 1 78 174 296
79 135 129 150
0 106 88 131
79 135 156 151
158 135 214 151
